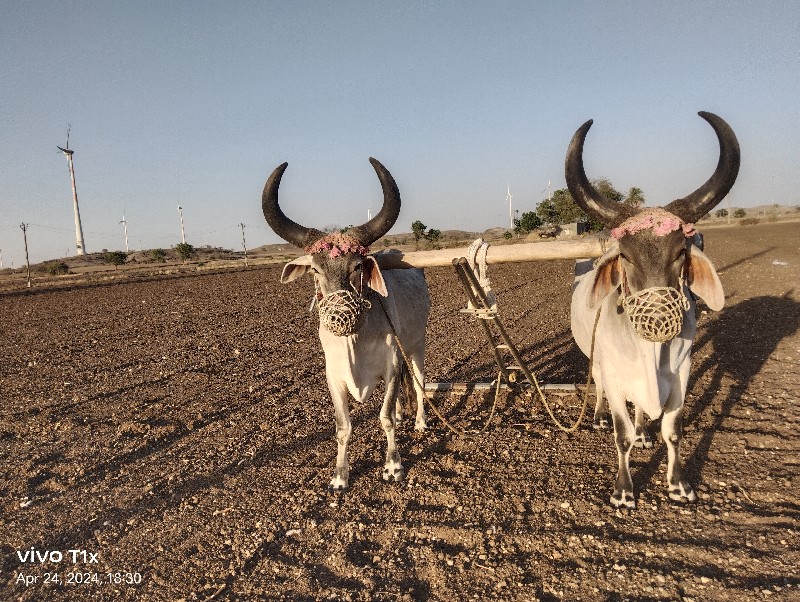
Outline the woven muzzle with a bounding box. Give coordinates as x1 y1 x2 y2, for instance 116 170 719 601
622 286 690 343
317 289 372 336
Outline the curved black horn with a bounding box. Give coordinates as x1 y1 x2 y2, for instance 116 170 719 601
666 112 740 223
565 120 634 227
348 158 401 247
262 162 324 250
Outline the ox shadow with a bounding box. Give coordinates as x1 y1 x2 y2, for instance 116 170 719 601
630 294 800 503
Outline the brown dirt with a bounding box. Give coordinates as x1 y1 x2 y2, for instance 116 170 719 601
1 221 798 601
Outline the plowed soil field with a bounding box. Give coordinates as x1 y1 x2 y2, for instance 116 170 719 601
2 221 798 601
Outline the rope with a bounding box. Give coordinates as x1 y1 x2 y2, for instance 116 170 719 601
524 306 601 433
466 238 497 311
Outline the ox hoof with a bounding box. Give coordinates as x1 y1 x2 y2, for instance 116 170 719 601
382 466 405 482
414 418 427 431
593 413 612 430
329 472 348 491
610 490 636 509
634 432 653 449
668 482 697 503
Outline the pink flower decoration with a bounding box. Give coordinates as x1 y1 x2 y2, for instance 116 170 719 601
611 208 696 240
307 233 369 257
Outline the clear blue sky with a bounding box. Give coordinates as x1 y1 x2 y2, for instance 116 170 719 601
2 1 798 264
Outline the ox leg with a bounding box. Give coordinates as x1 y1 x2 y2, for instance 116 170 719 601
633 405 653 449
609 394 636 509
592 369 611 430
662 373 696 503
327 377 352 491
380 373 404 482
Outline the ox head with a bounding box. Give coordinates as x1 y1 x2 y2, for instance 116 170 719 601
262 158 400 334
566 112 739 338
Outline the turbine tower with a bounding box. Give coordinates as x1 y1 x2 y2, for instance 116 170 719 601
57 126 86 255
506 185 514 229
120 212 129 252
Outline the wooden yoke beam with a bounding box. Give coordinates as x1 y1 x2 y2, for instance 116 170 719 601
372 238 608 269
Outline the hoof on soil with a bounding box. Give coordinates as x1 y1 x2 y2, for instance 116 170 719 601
382 466 405 482
414 418 427 432
634 433 653 449
593 413 612 430
329 475 348 491
610 490 636 509
668 483 697 503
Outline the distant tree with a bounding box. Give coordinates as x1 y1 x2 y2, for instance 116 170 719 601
734 208 747 218
701 212 711 221
593 178 624 203
537 190 585 227
715 208 728 218
175 242 196 263
513 211 543 234
425 228 442 249
104 251 128 271
624 187 645 209
503 231 513 240
411 220 427 249
151 248 167 263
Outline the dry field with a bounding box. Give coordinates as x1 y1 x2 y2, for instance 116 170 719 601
1 221 798 601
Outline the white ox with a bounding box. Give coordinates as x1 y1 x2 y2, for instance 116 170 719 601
262 158 429 490
567 112 739 509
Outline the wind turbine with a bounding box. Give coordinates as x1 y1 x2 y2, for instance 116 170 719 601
120 212 129 252
506 185 514 229
57 125 86 255
541 179 552 202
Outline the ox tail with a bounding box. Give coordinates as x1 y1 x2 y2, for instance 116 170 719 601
399 361 416 420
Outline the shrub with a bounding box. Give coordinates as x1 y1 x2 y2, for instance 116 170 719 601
715 208 728 218
44 261 69 276
739 218 760 226
175 242 196 262
733 208 747 218
150 248 167 263
104 251 128 270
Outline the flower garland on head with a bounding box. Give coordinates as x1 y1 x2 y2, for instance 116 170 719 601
610 207 696 240
306 232 370 258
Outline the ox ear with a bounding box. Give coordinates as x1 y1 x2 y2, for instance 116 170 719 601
687 245 725 311
363 256 388 297
280 255 314 283
590 249 621 308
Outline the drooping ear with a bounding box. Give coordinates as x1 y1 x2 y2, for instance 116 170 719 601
590 249 621 308
686 245 725 311
280 255 314 283
363 256 388 297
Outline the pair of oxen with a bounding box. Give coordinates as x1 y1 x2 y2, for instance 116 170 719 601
261 112 739 509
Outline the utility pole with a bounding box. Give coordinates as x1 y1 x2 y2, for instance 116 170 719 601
177 206 186 243
239 223 249 266
0 249 3 269
120 212 129 252
20 223 31 288
57 126 86 255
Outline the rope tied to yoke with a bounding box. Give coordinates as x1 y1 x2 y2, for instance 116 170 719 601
465 238 497 311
